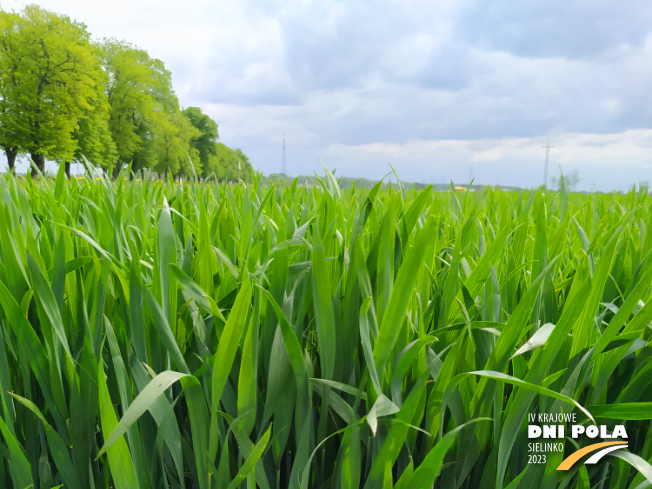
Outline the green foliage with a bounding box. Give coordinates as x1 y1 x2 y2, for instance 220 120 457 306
0 10 22 167
150 108 202 177
207 142 253 182
0 4 104 169
100 38 186 174
183 106 252 181
183 106 219 174
0 6 249 178
0 172 651 488
73 93 118 169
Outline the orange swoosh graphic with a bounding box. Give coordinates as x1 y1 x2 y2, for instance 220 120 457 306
557 441 627 470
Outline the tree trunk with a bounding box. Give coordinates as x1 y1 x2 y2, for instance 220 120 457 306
129 160 138 181
5 148 17 172
64 162 71 179
30 153 45 176
112 163 121 180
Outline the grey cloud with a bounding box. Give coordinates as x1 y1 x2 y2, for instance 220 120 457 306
413 44 476 91
196 80 301 107
281 3 397 90
175 0 652 189
8 0 652 191
458 0 652 59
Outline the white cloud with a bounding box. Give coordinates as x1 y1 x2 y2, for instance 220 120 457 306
321 129 652 190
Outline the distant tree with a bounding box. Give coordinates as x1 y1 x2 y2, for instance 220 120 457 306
179 146 202 178
234 149 251 171
182 106 219 179
233 148 253 182
182 107 252 182
101 39 150 175
100 40 164 176
175 115 202 177
0 5 105 175
101 40 198 178
151 110 201 177
208 143 252 182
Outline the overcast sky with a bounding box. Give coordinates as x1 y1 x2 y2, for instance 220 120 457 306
4 0 652 190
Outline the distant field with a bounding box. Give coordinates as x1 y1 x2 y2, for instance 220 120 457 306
0 170 650 488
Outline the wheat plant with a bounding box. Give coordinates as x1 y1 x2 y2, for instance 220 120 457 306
0 166 651 488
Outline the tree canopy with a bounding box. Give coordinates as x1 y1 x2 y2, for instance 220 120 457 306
0 4 251 179
183 106 253 181
182 106 218 176
0 5 105 174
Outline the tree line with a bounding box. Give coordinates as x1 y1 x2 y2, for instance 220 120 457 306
0 4 252 180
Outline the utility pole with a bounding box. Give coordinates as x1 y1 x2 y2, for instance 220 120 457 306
542 138 554 188
282 134 286 176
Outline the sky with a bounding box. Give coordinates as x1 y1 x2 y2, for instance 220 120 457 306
3 0 652 190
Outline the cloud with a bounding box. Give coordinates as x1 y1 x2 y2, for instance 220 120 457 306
2 0 652 190
323 129 652 190
458 0 652 59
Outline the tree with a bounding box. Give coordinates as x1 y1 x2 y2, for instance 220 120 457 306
209 143 253 182
0 5 105 175
180 146 202 177
151 110 201 177
72 95 118 174
182 106 218 178
101 39 155 176
234 149 251 171
101 39 188 178
181 107 252 181
0 7 241 179
175 114 202 177
0 10 22 171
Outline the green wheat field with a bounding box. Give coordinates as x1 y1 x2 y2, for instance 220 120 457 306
0 166 651 489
